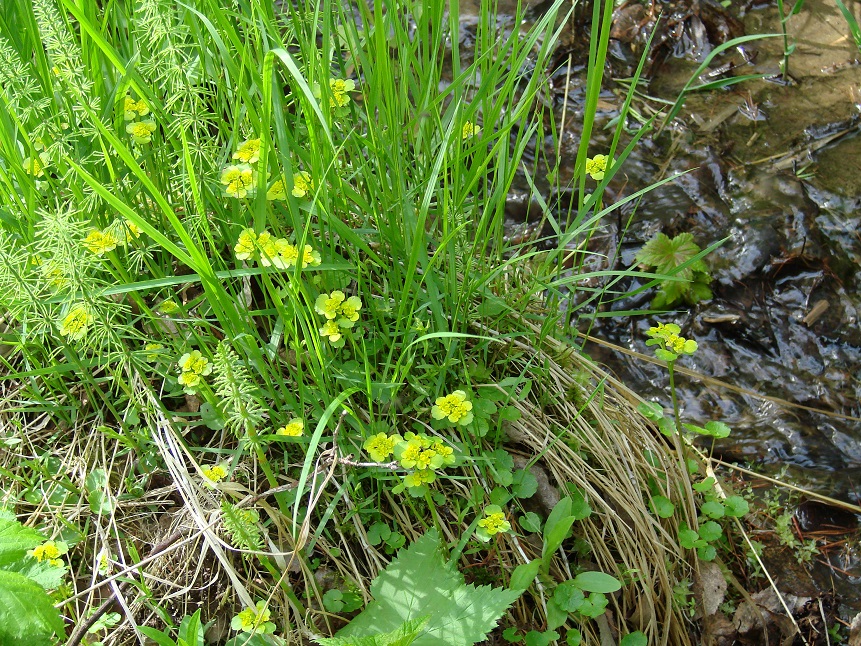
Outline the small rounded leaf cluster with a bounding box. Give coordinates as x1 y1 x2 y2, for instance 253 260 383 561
177 350 213 392
475 505 511 542
645 322 698 362
431 390 473 426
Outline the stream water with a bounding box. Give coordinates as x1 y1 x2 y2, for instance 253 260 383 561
473 0 861 621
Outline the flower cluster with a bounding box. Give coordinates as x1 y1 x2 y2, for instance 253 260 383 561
276 418 304 437
177 350 213 392
28 540 68 567
233 228 322 270
462 121 481 140
231 600 276 635
645 322 698 359
83 219 142 256
220 164 256 198
363 431 456 493
314 77 357 108
291 171 313 198
59 304 94 341
202 463 228 483
475 505 511 542
23 152 48 178
233 138 261 164
123 95 149 121
431 390 473 426
315 290 362 347
585 154 609 181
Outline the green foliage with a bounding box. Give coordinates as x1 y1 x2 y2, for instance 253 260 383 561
336 530 520 644
636 233 712 308
139 609 208 646
0 517 65 645
221 501 263 552
316 617 428 646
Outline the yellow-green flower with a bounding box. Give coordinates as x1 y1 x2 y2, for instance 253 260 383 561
431 390 473 426
110 219 142 244
234 228 258 261
158 299 179 314
123 95 149 120
266 179 287 201
320 320 343 344
144 342 164 361
339 296 362 323
202 464 228 483
462 121 481 140
329 78 357 107
255 231 278 266
23 153 48 177
221 164 255 198
476 505 510 540
28 540 67 567
585 154 608 181
395 438 424 470
126 120 157 144
177 350 212 390
315 291 346 319
83 229 119 256
231 600 275 634
276 418 304 437
363 432 402 462
292 171 313 198
430 440 456 467
645 321 697 357
60 305 94 341
404 469 436 488
276 242 300 268
233 138 261 164
301 244 322 268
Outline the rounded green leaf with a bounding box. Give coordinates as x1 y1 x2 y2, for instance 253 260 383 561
724 496 750 518
650 495 675 518
700 500 725 519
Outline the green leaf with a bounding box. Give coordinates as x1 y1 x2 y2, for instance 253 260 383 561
545 598 569 631
700 500 725 519
657 417 677 436
566 628 582 645
139 627 179 646
0 569 65 642
697 545 717 561
704 421 731 438
509 560 541 591
692 478 716 493
578 592 609 618
524 630 559 646
620 631 648 646
677 525 703 549
636 232 701 279
568 488 592 521
338 530 520 645
551 581 585 612
655 349 678 362
0 518 43 568
637 402 663 420
572 572 621 593
649 495 675 518
4 559 67 590
502 627 521 642
511 470 538 499
698 521 723 543
724 496 750 518
519 512 542 534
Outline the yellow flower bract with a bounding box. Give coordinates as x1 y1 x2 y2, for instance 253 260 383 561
126 120 156 144
276 418 304 437
431 390 473 425
233 138 261 164
60 305 94 341
221 165 255 198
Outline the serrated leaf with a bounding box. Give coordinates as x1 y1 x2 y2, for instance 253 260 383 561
317 617 429 646
0 569 65 641
3 559 67 590
0 518 43 568
678 526 702 549
636 232 701 279
338 530 520 645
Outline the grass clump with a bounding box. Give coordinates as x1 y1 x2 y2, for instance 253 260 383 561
0 0 729 643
